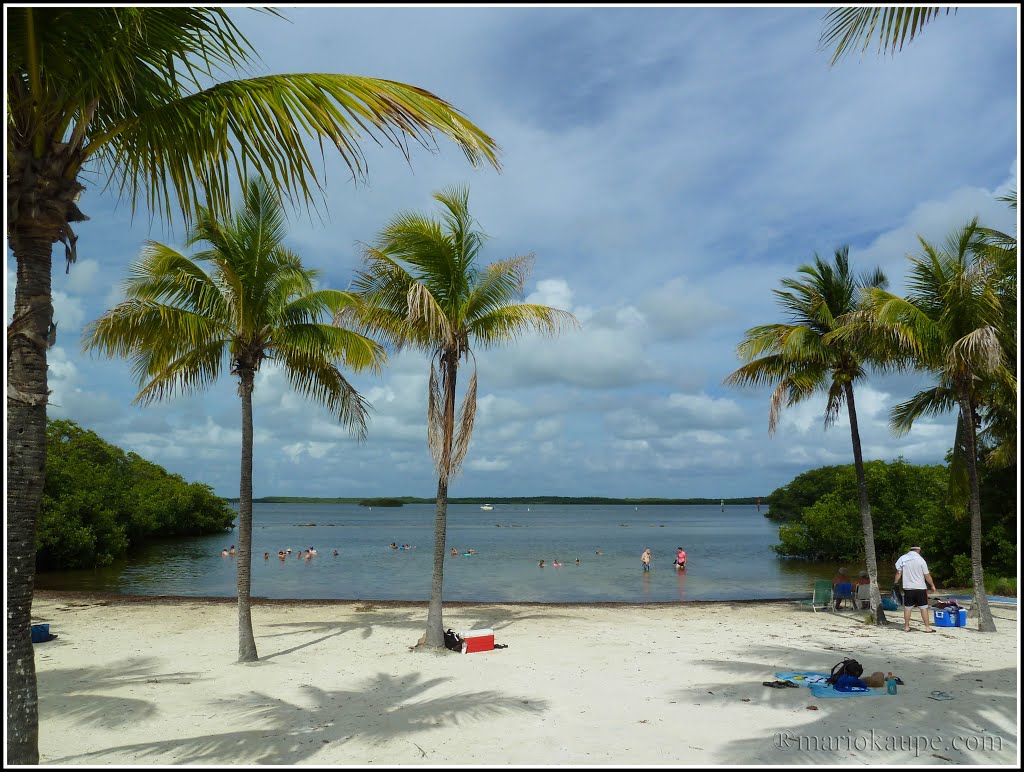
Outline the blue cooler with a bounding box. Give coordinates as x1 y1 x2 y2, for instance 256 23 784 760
30 623 50 643
933 608 967 627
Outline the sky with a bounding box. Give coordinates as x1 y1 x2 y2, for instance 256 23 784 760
5 4 1020 500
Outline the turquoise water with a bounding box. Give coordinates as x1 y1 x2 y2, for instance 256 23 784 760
35 503 848 603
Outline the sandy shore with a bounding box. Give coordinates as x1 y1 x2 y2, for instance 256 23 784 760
30 592 1018 766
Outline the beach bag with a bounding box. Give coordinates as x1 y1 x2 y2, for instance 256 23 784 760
881 597 898 611
827 658 864 685
443 629 463 652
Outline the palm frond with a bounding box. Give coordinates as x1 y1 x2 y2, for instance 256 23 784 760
90 71 500 225
273 322 386 376
823 380 845 429
889 386 957 436
407 281 453 345
277 353 372 440
448 363 478 479
820 6 956 66
131 339 227 405
426 360 447 478
470 304 579 348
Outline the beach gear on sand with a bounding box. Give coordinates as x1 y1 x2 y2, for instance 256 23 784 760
31 623 57 643
826 658 864 685
443 629 463 652
774 672 887 698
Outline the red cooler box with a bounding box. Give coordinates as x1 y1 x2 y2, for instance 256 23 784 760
460 628 495 653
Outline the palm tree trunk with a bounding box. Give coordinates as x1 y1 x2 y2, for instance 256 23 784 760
237 367 259 660
957 388 996 632
423 476 450 648
843 382 886 624
5 231 53 765
423 356 457 649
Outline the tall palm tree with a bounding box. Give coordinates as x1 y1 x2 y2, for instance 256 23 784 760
7 8 497 761
724 246 890 624
83 178 387 661
845 219 1014 632
820 7 958 65
972 189 1017 471
344 186 577 649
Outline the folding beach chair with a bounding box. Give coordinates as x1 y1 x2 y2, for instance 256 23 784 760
799 580 834 613
854 583 872 609
832 582 855 611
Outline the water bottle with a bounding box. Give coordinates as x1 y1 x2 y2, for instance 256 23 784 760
886 672 897 695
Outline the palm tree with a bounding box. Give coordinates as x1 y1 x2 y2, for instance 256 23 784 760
723 246 890 624
972 190 1017 471
7 8 497 762
846 219 1014 632
819 7 958 65
83 178 387 661
344 186 577 648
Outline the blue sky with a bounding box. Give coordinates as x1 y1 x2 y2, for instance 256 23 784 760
6 5 1019 499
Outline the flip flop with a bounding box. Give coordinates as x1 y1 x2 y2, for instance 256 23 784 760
894 677 905 686
923 629 937 633
781 680 800 688
763 681 785 688
929 691 953 701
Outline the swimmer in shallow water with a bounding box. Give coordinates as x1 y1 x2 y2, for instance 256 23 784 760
538 560 545 568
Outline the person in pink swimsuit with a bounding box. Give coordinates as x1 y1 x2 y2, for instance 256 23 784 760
674 547 687 569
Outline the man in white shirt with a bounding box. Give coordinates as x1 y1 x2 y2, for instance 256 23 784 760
894 546 938 633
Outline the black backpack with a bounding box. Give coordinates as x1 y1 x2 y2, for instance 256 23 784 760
443 629 463 652
827 658 864 685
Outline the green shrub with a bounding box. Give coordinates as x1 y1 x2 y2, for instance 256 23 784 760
984 575 1017 597
950 554 973 587
39 419 234 570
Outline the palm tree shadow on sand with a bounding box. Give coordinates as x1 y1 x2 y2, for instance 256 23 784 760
45 671 548 765
37 656 204 728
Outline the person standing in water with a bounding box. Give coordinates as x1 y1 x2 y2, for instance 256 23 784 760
641 548 652 572
674 547 686 569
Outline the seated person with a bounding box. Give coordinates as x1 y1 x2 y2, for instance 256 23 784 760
832 567 853 609
855 571 871 608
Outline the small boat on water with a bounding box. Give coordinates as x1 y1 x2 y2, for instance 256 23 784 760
480 504 494 511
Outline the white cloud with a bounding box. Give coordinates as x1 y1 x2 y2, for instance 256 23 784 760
20 6 1014 499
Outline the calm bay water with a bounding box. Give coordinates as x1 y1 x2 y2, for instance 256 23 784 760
35 503 856 603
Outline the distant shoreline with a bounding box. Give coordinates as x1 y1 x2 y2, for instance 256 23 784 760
33 589 801 606
223 496 768 506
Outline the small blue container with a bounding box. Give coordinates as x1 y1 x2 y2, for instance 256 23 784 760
30 623 50 643
933 608 967 627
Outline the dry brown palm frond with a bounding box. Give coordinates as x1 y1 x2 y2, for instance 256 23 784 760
407 281 452 344
448 362 478 479
426 359 447 477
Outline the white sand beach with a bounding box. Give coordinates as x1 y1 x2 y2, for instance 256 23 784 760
30 592 1018 766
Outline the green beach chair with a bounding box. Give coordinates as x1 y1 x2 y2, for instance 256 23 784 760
799 580 833 613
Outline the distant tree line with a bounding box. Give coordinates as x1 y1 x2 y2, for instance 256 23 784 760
767 457 1016 591
230 495 766 506
39 420 235 571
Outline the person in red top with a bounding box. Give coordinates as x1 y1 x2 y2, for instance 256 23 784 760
674 547 687 569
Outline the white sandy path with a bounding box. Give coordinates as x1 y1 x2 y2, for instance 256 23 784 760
30 594 1018 766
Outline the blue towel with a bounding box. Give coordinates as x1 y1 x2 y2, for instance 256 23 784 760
775 671 887 698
